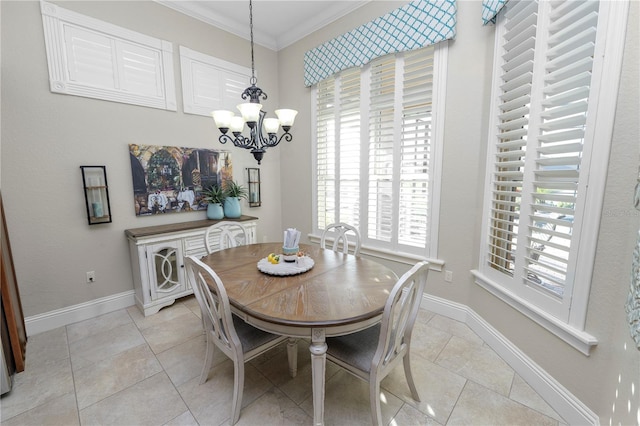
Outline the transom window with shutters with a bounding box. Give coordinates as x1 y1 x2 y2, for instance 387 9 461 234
179 46 252 117
474 0 628 354
312 44 446 259
40 1 176 111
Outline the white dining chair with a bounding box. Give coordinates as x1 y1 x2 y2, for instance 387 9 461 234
320 222 361 256
184 256 292 425
325 260 429 425
204 221 249 254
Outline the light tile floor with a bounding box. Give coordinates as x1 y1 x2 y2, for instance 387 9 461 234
0 296 567 425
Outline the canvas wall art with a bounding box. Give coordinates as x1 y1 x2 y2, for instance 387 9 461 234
129 144 232 216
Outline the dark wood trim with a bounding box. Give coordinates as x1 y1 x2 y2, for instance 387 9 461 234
1 192 27 373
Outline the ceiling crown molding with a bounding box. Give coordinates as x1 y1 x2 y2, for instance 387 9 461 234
155 0 369 51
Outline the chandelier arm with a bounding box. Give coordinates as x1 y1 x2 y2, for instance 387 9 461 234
218 134 235 146
218 134 256 151
260 132 290 148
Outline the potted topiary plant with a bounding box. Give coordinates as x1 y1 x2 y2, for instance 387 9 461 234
222 180 248 218
202 184 225 220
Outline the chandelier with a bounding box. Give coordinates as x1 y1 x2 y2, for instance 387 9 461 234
211 0 297 165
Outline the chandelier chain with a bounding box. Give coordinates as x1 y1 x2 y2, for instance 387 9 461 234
249 0 256 85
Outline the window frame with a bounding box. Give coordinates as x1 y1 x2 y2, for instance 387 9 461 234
311 43 447 267
473 0 629 355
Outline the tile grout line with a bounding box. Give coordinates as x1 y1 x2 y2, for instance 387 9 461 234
64 324 83 425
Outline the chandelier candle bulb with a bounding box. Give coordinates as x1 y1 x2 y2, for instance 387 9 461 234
237 103 262 124
230 116 245 133
263 118 280 134
275 109 298 128
211 110 234 131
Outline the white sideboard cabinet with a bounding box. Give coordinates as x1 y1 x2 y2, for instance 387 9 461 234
125 216 257 316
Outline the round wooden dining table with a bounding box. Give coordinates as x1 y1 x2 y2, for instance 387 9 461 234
199 242 398 426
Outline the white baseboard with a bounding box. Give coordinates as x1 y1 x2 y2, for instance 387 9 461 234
421 293 600 426
22 289 598 424
24 291 136 336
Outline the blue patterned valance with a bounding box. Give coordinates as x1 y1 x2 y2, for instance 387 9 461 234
304 0 456 87
482 0 508 25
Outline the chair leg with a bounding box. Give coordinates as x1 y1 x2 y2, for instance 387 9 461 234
370 378 383 426
403 353 420 402
199 335 215 384
287 338 298 378
231 359 244 425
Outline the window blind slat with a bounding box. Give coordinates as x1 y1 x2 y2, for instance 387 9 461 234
504 0 538 23
537 128 585 143
498 128 528 141
545 57 593 84
498 116 528 131
540 101 588 120
539 115 587 131
547 28 598 59
500 73 533 92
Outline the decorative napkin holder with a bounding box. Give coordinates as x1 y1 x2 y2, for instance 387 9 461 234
282 246 299 262
283 228 301 263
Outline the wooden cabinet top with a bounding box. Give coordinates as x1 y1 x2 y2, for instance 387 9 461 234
125 215 258 239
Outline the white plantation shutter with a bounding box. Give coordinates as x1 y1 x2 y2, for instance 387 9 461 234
314 45 443 257
368 55 397 243
524 0 600 302
338 68 362 228
41 1 176 111
487 0 536 277
221 71 248 109
189 62 222 108
117 40 165 97
399 49 434 248
179 47 252 117
65 26 116 89
316 76 337 230
478 0 628 348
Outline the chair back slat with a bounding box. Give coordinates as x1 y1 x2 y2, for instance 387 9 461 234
185 256 242 359
205 222 249 254
373 261 429 372
321 222 362 256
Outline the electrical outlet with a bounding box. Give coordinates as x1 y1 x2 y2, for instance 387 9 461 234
445 270 453 283
86 271 96 283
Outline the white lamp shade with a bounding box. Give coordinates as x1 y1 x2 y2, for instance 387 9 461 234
275 109 298 127
211 110 234 129
237 103 262 123
263 118 280 134
229 116 245 133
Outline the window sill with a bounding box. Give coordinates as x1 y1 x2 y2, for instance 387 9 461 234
308 234 444 271
471 270 598 356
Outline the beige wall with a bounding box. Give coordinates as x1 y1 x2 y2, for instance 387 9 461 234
0 0 285 316
1 0 639 423
278 1 639 424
